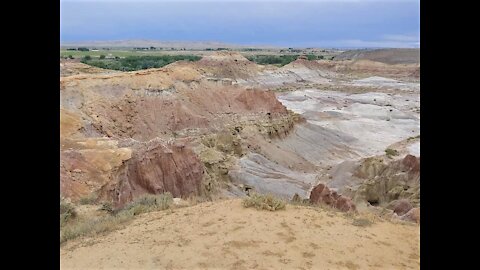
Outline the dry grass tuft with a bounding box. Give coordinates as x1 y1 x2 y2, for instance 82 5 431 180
242 193 286 211
60 197 77 227
352 217 374 227
60 193 174 244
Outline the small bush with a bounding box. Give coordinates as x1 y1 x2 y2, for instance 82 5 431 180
99 55 106 59
352 218 373 227
243 193 286 211
83 55 91 61
99 202 114 213
385 148 399 158
68 55 74 59
60 198 77 226
79 194 97 205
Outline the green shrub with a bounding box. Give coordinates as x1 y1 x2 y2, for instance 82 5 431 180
385 148 399 158
306 54 323 61
243 193 286 211
246 55 299 66
83 55 92 61
99 55 106 59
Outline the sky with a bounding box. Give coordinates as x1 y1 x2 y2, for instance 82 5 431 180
60 0 420 49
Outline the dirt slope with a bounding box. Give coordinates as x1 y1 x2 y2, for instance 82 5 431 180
60 199 419 270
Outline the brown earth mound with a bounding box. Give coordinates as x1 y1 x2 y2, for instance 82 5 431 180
60 60 120 77
194 51 262 79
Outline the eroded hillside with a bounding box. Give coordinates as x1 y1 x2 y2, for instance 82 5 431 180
61 51 419 210
60 50 420 269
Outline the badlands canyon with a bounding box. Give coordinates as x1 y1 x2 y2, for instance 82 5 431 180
60 49 420 269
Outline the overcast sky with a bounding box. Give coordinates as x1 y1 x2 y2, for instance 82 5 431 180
60 0 420 48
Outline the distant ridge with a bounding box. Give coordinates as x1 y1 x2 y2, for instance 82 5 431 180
334 48 420 65
60 40 279 49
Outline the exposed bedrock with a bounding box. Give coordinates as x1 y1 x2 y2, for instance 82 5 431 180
60 138 205 208
60 52 421 215
309 183 356 212
228 153 318 199
98 139 204 208
331 154 420 210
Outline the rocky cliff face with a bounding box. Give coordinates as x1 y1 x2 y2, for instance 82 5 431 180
60 138 204 208
98 139 204 208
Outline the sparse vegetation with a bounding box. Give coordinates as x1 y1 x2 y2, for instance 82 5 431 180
306 54 324 60
60 197 77 226
352 218 373 227
60 193 174 244
242 193 286 211
99 202 114 213
122 193 174 215
385 148 399 158
289 193 312 206
246 55 299 66
79 193 97 205
81 55 201 71
407 135 420 141
246 54 324 66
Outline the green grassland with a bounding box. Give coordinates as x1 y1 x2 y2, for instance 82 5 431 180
80 55 201 71
61 48 337 71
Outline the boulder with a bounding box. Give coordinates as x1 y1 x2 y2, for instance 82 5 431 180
401 207 420 224
310 183 356 212
388 199 413 216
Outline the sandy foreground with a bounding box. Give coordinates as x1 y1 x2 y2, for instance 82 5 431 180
60 199 420 270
